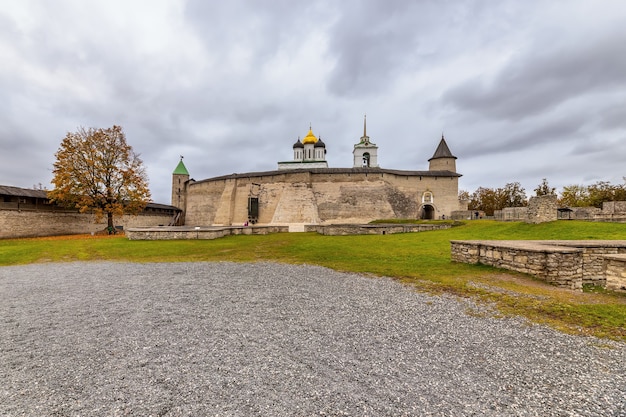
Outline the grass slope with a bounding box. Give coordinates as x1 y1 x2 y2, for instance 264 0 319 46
1 221 625 341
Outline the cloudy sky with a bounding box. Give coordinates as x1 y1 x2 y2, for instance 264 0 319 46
2 0 626 204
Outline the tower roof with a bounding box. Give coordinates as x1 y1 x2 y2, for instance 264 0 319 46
293 138 304 148
428 135 457 161
173 159 189 175
314 136 326 148
302 128 318 144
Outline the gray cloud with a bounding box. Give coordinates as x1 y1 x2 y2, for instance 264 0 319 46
1 0 626 204
443 26 626 121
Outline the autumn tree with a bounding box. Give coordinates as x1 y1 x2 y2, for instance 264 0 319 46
468 187 500 216
49 125 151 231
467 182 527 216
534 178 556 196
586 181 626 208
559 180 626 208
558 184 589 207
501 182 527 208
458 189 471 202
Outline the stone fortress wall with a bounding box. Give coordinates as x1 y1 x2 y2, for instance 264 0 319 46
183 168 463 226
0 209 175 239
0 185 179 239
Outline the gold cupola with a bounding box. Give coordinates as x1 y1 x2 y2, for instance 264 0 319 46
302 127 318 145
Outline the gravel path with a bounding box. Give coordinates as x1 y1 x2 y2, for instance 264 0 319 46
1 262 624 416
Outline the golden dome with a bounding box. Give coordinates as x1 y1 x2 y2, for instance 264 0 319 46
302 128 318 144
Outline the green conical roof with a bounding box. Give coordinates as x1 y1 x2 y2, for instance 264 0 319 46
173 159 189 175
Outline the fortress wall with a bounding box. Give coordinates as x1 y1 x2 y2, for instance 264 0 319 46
0 209 174 239
184 179 228 225
313 181 397 223
183 170 460 226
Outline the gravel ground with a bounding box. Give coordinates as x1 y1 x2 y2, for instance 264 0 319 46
0 261 624 416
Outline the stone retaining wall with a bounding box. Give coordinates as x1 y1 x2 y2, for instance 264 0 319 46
451 240 583 290
451 240 626 291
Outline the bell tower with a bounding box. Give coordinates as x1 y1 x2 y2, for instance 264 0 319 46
353 115 379 168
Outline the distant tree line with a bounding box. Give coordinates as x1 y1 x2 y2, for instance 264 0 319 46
460 178 626 216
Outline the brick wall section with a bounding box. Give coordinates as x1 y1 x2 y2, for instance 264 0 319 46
0 210 175 239
451 240 626 291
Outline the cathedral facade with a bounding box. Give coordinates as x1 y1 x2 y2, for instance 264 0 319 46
172 121 463 225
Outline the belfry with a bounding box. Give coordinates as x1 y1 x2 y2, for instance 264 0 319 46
352 115 378 168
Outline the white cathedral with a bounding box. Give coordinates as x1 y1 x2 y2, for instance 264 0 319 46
277 117 378 170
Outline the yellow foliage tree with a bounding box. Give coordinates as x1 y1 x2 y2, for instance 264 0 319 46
48 125 151 231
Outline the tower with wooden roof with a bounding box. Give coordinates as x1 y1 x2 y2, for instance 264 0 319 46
428 135 457 172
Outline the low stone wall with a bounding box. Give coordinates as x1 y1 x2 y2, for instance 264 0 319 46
311 223 452 236
451 240 626 291
494 207 528 221
128 223 452 239
451 240 583 290
603 255 626 291
126 225 289 240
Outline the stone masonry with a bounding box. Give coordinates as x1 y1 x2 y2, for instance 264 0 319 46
451 240 626 291
184 169 463 226
0 210 175 239
526 195 558 224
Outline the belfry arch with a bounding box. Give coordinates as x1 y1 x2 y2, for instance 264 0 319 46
362 152 370 167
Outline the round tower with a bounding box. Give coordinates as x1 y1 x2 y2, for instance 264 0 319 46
172 157 190 209
428 135 457 172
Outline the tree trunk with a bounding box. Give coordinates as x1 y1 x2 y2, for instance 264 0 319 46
107 212 114 234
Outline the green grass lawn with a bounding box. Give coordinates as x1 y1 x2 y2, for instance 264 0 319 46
1 220 625 341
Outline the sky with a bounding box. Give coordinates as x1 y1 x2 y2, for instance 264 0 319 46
2 0 626 205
